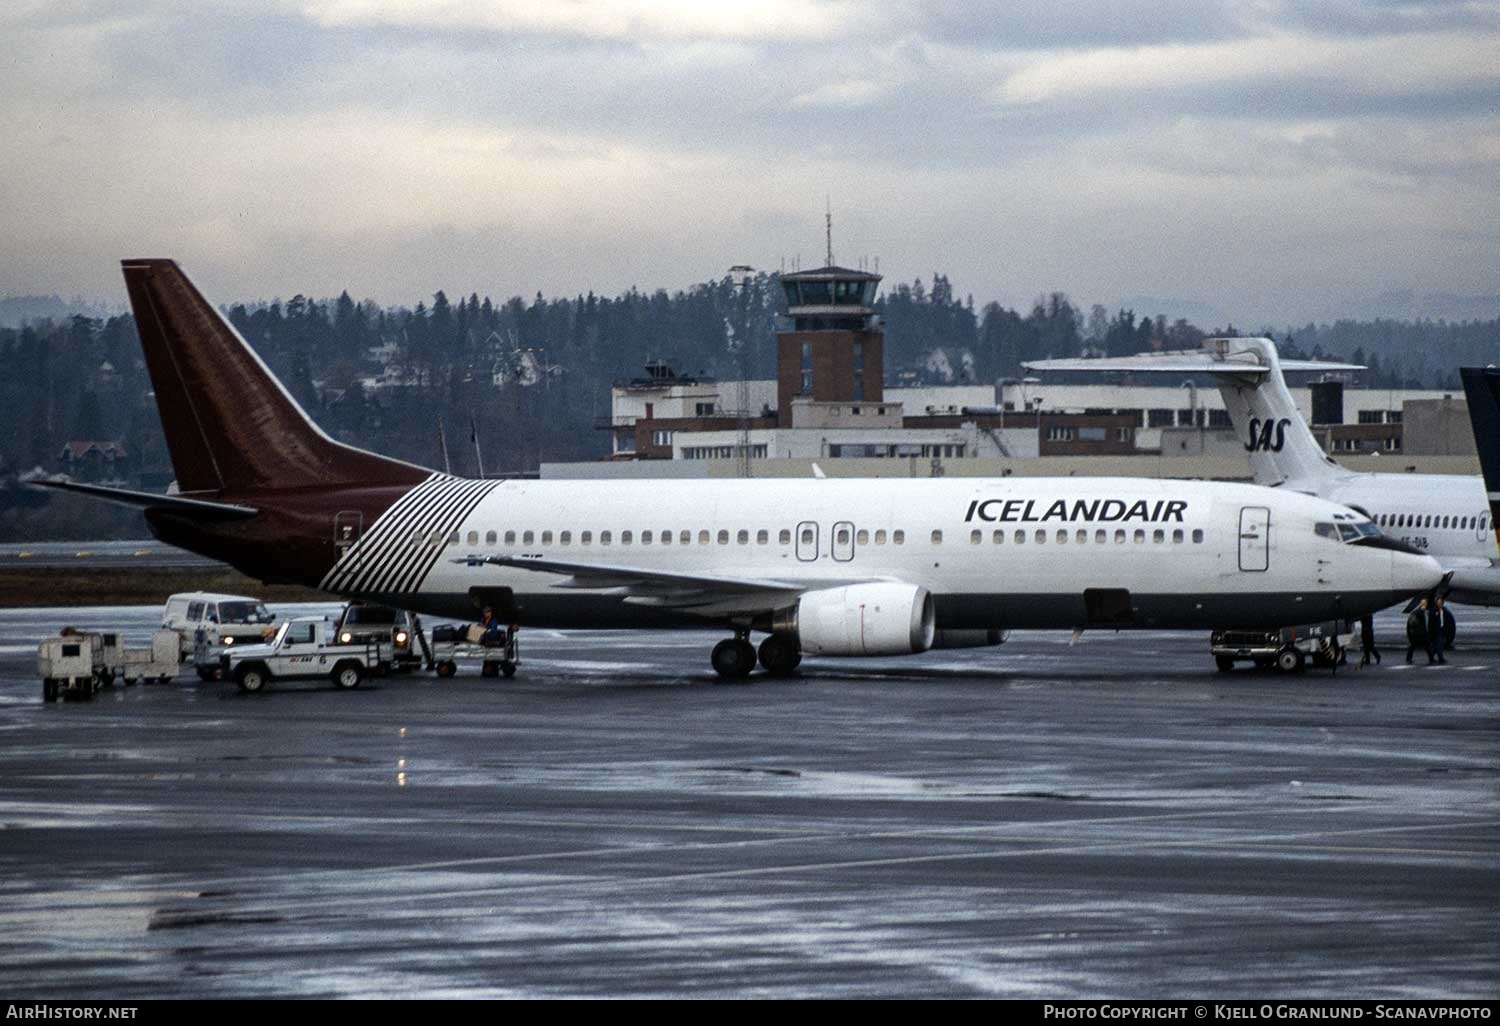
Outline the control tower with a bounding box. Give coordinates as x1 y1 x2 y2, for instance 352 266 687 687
776 265 884 428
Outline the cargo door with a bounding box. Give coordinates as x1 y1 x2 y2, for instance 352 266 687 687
1239 506 1270 572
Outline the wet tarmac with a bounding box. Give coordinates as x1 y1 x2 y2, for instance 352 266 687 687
0 604 1496 998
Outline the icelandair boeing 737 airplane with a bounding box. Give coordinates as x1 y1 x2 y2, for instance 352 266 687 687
35 262 1441 678
1028 337 1500 638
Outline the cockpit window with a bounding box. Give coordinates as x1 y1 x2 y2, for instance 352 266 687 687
1317 520 1383 543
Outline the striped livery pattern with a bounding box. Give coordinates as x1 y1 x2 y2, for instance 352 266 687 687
320 474 501 596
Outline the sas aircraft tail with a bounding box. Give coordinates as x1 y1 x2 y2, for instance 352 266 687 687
1025 337 1360 492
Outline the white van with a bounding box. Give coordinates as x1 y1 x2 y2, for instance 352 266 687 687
161 592 277 679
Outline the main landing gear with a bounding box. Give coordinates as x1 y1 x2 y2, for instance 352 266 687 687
710 632 801 680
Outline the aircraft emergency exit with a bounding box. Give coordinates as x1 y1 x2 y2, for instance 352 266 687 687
35 262 1442 678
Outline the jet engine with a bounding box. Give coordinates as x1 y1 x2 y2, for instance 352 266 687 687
775 583 935 656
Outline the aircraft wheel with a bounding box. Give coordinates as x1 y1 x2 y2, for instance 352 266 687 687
1214 655 1235 672
758 635 801 676
1276 647 1305 674
711 639 754 679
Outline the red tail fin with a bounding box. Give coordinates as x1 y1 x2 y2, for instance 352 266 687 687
122 259 428 495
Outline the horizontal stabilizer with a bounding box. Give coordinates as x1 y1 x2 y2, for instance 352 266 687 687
27 479 259 519
1025 343 1363 379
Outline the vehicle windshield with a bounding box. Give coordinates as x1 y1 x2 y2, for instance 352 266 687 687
219 601 274 624
343 606 398 625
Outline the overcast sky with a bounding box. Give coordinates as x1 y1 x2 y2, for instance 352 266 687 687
3 0 1498 324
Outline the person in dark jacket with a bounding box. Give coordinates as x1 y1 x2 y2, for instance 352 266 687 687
1405 598 1429 664
1359 612 1380 667
1427 596 1448 664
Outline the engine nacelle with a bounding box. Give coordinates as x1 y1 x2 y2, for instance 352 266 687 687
932 628 1008 649
777 583 936 656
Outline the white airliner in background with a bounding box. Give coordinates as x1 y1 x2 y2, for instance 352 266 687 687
35 262 1443 680
1027 338 1500 632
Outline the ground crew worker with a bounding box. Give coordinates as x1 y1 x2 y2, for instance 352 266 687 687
1359 612 1380 667
1405 598 1429 664
1428 596 1448 665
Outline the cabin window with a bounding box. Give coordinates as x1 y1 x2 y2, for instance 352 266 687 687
1172 529 1184 544
504 530 516 545
718 530 730 545
800 527 814 546
992 530 1004 545
1014 530 1025 544
931 530 943 545
1192 529 1204 543
1035 530 1046 544
1095 529 1106 544
485 530 497 544
600 531 612 545
560 531 571 545
780 528 792 545
681 530 692 545
641 531 652 545
621 531 632 545
522 530 534 545
738 530 750 545
893 530 905 545
970 529 982 545
759 530 770 545
1056 529 1067 544
541 530 553 544
659 530 670 545
467 531 478 545
1133 529 1145 544
699 530 710 545
855 529 867 545
875 529 887 545
581 531 592 545
448 531 460 545
1115 529 1126 544
1076 529 1087 544
1153 529 1164 543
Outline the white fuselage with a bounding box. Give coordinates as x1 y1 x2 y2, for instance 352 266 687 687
333 475 1440 631
1318 471 1500 604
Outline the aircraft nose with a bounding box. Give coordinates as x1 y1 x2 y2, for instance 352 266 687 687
1391 551 1444 597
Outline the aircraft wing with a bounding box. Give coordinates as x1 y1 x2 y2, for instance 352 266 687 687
455 553 876 617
